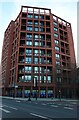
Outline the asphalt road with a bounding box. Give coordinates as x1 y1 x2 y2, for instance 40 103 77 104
1 98 79 120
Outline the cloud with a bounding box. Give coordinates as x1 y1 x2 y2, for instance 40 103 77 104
0 0 78 3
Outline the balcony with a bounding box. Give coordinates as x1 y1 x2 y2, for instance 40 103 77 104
34 53 39 56
47 71 52 74
20 40 25 46
19 60 24 63
25 70 31 73
21 26 26 31
18 69 24 73
19 52 24 56
26 53 32 56
19 79 25 82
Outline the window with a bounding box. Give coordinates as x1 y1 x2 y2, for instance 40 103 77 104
19 76 24 82
40 35 44 39
34 76 38 81
44 76 46 81
57 69 61 73
25 57 32 63
27 26 32 31
47 76 51 83
34 42 39 46
34 67 38 73
40 42 43 46
57 77 61 82
53 21 58 26
55 46 59 51
54 40 59 45
40 28 44 32
26 41 32 46
40 50 45 55
34 34 39 39
40 76 46 82
25 75 31 81
34 15 39 18
56 61 60 65
54 27 58 32
26 34 32 39
55 54 60 59
40 58 44 63
54 33 58 38
34 49 39 55
40 76 42 81
34 27 39 31
34 21 38 25
25 66 31 72
27 21 32 25
26 49 32 55
40 22 44 26
27 14 33 18
39 15 44 19
34 57 38 63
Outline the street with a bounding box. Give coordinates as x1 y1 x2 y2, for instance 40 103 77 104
1 97 78 120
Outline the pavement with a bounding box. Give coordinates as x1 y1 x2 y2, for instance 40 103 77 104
1 96 79 102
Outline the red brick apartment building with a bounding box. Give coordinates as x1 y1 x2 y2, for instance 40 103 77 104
1 6 78 98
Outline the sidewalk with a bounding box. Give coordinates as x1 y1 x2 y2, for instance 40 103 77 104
1 96 79 102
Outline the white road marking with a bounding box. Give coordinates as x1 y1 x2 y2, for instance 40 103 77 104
72 102 77 104
68 105 74 107
51 105 58 107
52 103 55 104
30 113 53 120
58 104 62 105
42 103 46 105
35 103 38 104
65 104 74 107
64 107 73 110
16 101 21 103
30 113 47 119
0 108 10 113
47 103 52 105
46 103 50 105
4 105 17 110
0 105 3 108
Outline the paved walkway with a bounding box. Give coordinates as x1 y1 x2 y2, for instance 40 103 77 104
1 96 79 102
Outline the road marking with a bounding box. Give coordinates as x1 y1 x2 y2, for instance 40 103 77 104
35 103 38 104
58 104 62 105
52 103 55 104
30 113 53 120
65 104 74 107
64 107 73 110
42 103 46 105
0 108 10 113
72 102 77 104
51 105 58 107
0 105 3 108
16 101 21 102
4 105 17 110
30 113 47 119
68 105 74 107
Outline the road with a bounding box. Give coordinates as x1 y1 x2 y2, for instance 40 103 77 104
0 98 79 120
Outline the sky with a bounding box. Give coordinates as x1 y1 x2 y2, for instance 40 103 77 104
0 0 78 64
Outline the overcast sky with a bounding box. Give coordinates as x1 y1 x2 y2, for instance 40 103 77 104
0 0 78 64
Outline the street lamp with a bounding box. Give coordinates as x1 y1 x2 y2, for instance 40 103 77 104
58 77 62 101
59 90 61 101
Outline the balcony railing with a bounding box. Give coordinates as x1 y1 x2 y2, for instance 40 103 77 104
19 69 24 73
